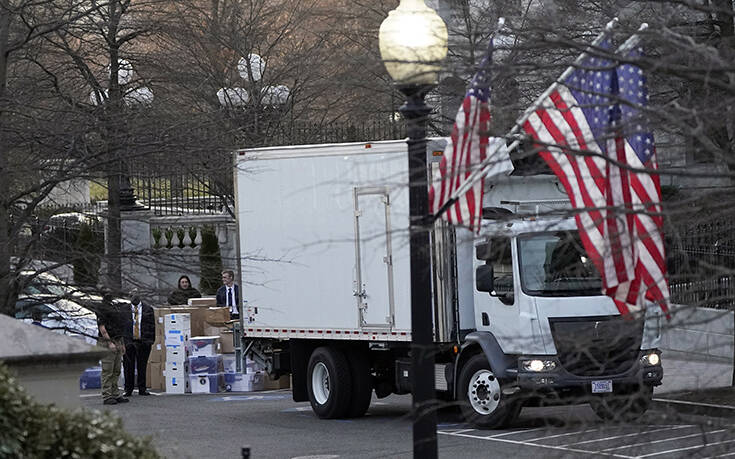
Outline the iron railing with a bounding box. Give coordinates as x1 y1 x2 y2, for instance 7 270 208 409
667 217 735 310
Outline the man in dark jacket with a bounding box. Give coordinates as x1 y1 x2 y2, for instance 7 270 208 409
98 293 132 405
216 270 240 320
123 289 155 396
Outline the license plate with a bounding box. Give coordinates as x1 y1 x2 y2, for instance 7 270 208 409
591 380 613 393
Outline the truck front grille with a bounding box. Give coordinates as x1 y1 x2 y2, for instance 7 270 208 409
550 316 643 377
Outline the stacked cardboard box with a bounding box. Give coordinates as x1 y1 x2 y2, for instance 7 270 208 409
149 304 230 392
164 313 191 394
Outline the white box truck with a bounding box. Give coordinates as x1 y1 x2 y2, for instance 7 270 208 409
234 139 664 428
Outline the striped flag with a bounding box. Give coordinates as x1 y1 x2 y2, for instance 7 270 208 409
608 45 670 317
522 36 670 317
429 37 513 232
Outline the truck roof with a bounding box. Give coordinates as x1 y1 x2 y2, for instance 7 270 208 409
482 216 578 237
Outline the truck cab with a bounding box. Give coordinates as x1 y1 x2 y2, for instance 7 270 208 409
451 175 664 428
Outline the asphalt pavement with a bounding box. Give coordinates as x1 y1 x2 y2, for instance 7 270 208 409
76 351 735 458
653 353 735 418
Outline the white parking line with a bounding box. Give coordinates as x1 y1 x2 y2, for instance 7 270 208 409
558 425 694 447
438 430 634 458
653 398 735 412
524 427 600 442
487 427 549 438
601 429 728 452
638 438 735 458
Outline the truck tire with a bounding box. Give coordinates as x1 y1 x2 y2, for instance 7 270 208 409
307 346 352 419
591 385 653 422
346 350 372 418
458 354 520 429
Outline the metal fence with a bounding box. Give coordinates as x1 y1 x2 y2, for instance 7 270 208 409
667 217 735 310
128 120 406 216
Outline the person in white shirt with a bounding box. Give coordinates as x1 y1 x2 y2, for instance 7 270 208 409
123 289 155 396
216 270 240 320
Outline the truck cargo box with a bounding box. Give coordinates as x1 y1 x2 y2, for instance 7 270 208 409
236 141 414 340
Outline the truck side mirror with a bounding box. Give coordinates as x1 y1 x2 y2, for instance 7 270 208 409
475 242 492 260
475 265 494 292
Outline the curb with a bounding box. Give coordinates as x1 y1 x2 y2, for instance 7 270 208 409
652 397 735 418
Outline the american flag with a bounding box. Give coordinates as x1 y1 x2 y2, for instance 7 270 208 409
608 46 670 317
522 37 669 317
429 37 512 231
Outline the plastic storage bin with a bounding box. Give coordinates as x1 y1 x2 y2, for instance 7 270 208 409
79 366 102 389
188 355 224 374
189 373 223 394
189 336 220 357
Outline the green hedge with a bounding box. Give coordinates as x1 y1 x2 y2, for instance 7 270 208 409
0 363 160 459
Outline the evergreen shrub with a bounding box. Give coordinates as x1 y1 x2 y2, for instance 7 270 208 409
0 363 160 458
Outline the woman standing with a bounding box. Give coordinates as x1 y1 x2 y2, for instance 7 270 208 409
167 275 202 305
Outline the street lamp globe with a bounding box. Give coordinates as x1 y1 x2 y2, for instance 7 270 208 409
106 58 135 85
217 87 250 108
378 0 448 85
261 84 290 106
123 86 154 106
238 54 265 82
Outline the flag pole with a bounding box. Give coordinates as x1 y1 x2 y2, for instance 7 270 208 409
432 17 620 223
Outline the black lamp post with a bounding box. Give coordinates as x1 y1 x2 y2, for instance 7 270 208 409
379 2 447 458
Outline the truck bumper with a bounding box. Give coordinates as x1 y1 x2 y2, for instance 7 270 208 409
517 350 663 397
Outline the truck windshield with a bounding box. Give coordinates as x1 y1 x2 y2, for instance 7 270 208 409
518 231 602 296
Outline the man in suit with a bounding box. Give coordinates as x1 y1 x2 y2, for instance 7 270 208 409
216 270 240 320
123 289 155 396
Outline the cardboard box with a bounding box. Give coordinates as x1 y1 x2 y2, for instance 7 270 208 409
189 373 223 394
188 297 217 307
166 346 188 364
262 374 290 390
165 372 190 394
165 358 189 376
220 331 236 353
155 306 210 337
164 313 191 332
150 362 164 391
205 307 230 326
204 325 236 353
189 336 221 357
149 341 165 364
165 329 190 347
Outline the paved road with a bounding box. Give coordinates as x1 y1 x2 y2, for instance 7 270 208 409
81 390 735 459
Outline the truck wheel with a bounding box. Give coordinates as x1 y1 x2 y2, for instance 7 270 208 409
458 354 520 429
346 350 372 418
591 385 653 422
307 347 352 419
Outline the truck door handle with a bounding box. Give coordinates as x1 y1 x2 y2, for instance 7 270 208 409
481 312 490 326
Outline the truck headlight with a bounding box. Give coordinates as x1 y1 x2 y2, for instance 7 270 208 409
640 352 660 366
520 359 557 372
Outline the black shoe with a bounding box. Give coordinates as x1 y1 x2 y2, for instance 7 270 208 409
103 398 118 405
124 391 133 397
138 390 151 396
116 396 130 403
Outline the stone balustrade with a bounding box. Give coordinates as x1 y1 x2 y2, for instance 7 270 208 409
117 211 237 304
150 214 233 251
